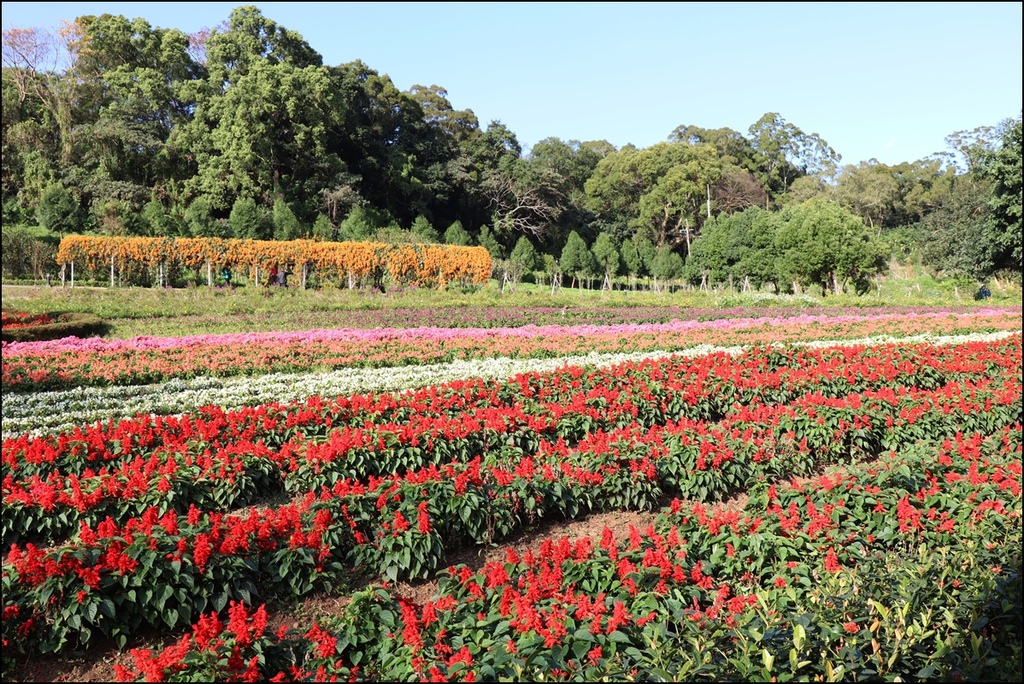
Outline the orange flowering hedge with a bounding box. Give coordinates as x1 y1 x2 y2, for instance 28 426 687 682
55 236 492 288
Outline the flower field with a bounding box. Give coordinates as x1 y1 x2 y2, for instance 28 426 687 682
1 303 1021 682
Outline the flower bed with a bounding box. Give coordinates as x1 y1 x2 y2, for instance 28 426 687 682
3 309 1019 392
1 307 1020 682
2 336 1020 676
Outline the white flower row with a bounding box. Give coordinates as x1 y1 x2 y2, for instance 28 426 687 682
2 330 1016 439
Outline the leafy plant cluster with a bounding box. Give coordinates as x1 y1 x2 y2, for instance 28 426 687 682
2 336 1020 671
107 425 1021 682
0 310 105 342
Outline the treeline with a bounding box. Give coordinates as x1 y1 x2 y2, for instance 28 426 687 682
2 5 1021 291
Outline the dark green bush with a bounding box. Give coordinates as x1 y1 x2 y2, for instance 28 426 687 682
1 312 108 342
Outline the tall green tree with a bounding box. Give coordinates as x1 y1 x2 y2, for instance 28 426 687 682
410 214 440 243
443 220 472 246
920 176 1001 283
774 200 885 295
477 223 504 259
35 183 79 235
509 235 540 273
559 230 595 289
590 232 620 290
748 112 840 207
272 198 303 241
650 243 684 291
229 196 270 239
979 114 1022 274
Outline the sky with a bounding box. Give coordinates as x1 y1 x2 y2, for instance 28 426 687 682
2 1 1021 167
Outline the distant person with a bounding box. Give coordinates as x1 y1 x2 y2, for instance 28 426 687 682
976 283 991 300
221 265 232 288
268 264 279 287
278 265 292 287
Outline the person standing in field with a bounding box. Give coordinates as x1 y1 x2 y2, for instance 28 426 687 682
278 264 292 287
268 264 279 287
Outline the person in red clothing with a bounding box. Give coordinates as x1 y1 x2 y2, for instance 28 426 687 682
267 264 279 287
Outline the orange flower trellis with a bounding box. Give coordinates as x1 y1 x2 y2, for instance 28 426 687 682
55 236 492 288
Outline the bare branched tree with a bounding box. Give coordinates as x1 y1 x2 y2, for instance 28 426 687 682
482 171 559 239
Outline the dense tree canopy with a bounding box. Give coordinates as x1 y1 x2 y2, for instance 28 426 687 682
3 5 1019 290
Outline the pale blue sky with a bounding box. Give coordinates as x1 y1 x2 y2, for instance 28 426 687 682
3 2 1021 166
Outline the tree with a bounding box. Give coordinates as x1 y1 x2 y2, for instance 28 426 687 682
2 21 82 164
650 243 684 292
272 198 303 240
70 13 203 209
732 208 781 292
407 84 478 142
979 114 1022 274
560 230 595 289
185 196 228 237
443 220 472 246
920 176 1001 283
482 167 559 241
590 232 620 290
635 143 721 254
620 237 643 282
410 214 440 243
509 235 540 273
834 160 901 233
229 196 270 239
35 183 78 235
501 235 539 290
142 198 183 237
774 200 884 295
312 213 336 241
477 223 504 259
748 112 840 207
685 215 731 288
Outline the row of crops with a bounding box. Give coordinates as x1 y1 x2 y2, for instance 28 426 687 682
2 327 1021 681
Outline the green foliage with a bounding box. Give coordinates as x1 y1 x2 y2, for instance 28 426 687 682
650 243 684 283
312 214 337 242
272 199 304 241
591 232 620 277
509 236 540 272
229 197 271 240
338 206 397 242
979 114 1022 274
443 220 472 246
410 215 440 243
2 225 58 279
620 237 644 277
185 197 228 238
476 224 504 259
142 199 184 238
774 200 885 294
921 177 1001 283
35 185 79 235
687 207 780 290
559 230 596 284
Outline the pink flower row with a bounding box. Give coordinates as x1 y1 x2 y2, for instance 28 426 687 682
3 308 1018 357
